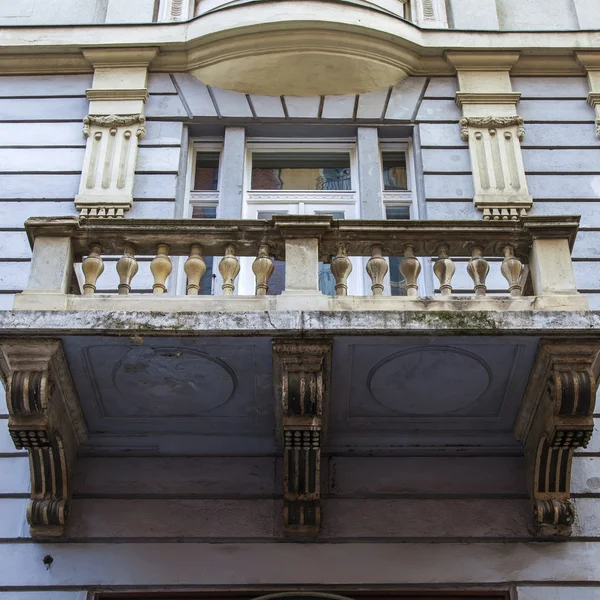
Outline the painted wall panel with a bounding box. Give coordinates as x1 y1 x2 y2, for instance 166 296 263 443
73 457 278 496
356 87 389 120
424 77 458 98
521 123 600 148
0 427 25 454
147 73 177 94
0 122 85 147
136 147 181 173
328 456 527 495
419 123 466 147
384 77 427 121
0 97 88 121
523 149 600 173
322 95 356 119
424 174 474 199
527 175 600 199
0 174 80 199
0 148 84 173
249 95 286 118
0 294 14 311
0 456 30 494
517 587 600 600
422 148 471 172
284 96 321 118
416 99 462 121
141 121 184 146
0 262 30 291
519 100 595 122
145 94 189 119
171 74 217 117
0 74 91 97
1 541 600 586
0 499 28 538
0 232 31 259
497 0 578 30
210 88 253 118
511 77 589 98
133 174 178 199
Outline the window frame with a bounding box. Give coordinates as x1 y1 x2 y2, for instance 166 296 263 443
188 139 224 218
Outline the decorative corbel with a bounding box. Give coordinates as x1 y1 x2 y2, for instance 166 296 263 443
75 49 157 218
0 340 86 537
273 340 331 536
447 53 533 221
576 53 600 139
515 341 600 536
411 0 449 28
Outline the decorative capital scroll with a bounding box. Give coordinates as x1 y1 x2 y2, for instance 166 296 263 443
0 340 86 537
516 341 600 536
460 116 525 142
273 340 331 536
82 114 146 140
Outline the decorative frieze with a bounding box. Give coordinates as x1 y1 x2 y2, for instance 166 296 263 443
273 340 331 536
0 340 86 537
459 115 532 221
516 341 599 536
75 114 146 218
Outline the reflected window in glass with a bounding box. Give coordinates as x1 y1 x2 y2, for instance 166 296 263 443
382 152 408 191
194 152 220 191
386 205 410 296
251 152 352 191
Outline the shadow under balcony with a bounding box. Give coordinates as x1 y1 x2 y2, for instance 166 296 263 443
1 214 599 538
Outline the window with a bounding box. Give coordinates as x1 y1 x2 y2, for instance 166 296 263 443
194 151 220 191
382 151 408 191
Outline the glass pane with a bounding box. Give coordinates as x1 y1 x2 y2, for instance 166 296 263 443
382 151 408 191
314 210 345 295
194 152 220 191
257 211 288 295
191 204 217 295
251 152 351 191
385 205 409 297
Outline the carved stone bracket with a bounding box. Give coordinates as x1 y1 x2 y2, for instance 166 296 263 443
273 340 331 536
0 340 86 537
75 114 146 218
587 93 600 139
516 341 600 536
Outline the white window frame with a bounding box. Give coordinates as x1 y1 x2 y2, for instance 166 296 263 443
187 139 223 217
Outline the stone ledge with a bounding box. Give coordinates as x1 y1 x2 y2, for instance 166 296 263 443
1 309 600 337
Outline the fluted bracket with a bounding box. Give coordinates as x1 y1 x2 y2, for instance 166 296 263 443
0 340 86 537
516 341 600 536
273 340 331 536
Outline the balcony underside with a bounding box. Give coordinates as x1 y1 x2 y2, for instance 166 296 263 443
2 308 599 537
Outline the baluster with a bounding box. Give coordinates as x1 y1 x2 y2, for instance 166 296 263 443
501 244 523 297
366 244 388 296
116 244 138 295
399 243 421 297
184 244 206 296
151 243 172 295
219 244 240 295
252 244 274 296
467 245 490 296
330 243 352 296
82 243 104 295
433 243 455 296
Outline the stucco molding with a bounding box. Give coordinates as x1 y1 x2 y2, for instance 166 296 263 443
460 116 525 142
516 341 600 536
86 88 149 103
455 92 522 107
82 114 146 139
0 339 86 538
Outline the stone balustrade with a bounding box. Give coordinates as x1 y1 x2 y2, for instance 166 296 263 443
14 214 587 311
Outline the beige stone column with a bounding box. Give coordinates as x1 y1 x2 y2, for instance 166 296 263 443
576 53 600 139
447 53 532 221
75 48 158 217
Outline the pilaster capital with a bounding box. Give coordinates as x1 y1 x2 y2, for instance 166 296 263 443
83 48 159 68
446 51 521 71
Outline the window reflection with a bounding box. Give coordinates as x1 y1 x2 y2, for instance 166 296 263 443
194 152 220 191
251 152 351 191
385 205 410 296
382 152 408 191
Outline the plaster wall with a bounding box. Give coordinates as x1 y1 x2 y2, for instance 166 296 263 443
0 0 107 25
495 0 579 30
1 73 600 597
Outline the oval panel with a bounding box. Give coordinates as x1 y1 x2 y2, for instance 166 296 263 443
112 347 236 416
368 346 491 415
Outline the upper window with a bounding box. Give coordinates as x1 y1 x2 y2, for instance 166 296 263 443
382 151 408 191
193 151 220 191
251 151 352 191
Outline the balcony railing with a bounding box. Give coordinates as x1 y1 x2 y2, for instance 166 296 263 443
14 214 587 311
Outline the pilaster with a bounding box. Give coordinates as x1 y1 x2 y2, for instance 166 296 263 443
516 341 600 536
0 340 86 537
75 48 158 217
576 53 600 139
273 340 331 536
411 0 448 28
447 52 532 221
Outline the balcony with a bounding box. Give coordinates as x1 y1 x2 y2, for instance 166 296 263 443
1 215 598 538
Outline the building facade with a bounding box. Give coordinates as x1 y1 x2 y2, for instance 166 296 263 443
1 0 600 598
